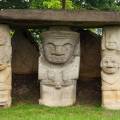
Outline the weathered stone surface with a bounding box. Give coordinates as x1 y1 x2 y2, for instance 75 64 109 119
102 27 120 51
38 27 80 106
12 29 39 74
101 27 120 109
0 24 11 107
1 10 120 27
80 30 101 80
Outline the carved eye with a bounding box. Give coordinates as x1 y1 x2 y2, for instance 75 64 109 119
44 43 55 50
104 61 108 64
63 43 73 51
112 61 115 63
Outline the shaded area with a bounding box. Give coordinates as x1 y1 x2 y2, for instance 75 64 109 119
12 74 39 104
77 79 101 105
11 28 39 104
79 29 101 80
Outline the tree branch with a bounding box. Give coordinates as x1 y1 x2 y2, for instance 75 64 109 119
61 0 66 9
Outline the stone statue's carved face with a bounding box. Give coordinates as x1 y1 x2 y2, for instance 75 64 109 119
105 39 117 50
101 56 119 74
103 27 120 50
43 37 77 64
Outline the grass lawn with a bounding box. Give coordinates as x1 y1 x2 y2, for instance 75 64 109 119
0 103 120 120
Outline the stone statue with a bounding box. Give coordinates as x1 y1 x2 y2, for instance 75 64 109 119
101 26 120 109
0 25 11 107
101 53 120 85
101 53 120 109
38 27 80 106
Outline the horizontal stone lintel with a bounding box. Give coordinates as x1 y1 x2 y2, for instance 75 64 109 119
0 9 120 27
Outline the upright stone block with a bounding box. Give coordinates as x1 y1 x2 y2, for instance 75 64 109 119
38 27 80 106
101 27 120 109
0 24 11 108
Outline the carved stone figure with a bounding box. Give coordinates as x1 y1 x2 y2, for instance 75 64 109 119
101 54 119 75
101 53 120 86
101 27 120 109
0 24 11 107
102 27 120 50
38 27 80 106
101 53 120 109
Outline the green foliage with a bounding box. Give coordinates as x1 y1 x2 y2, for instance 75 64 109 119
29 0 44 9
0 0 29 9
29 0 74 9
0 0 120 11
43 0 62 9
73 0 120 11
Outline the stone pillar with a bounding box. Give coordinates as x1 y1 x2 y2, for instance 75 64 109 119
38 27 80 107
101 27 120 109
0 25 12 108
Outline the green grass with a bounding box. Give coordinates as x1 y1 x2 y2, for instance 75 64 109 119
0 103 120 120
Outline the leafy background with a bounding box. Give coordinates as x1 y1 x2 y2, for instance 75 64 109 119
0 0 120 11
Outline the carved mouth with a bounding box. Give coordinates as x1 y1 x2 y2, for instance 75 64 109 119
106 67 113 69
107 44 116 47
52 53 64 56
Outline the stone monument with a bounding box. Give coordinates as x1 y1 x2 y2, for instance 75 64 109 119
0 24 11 107
38 27 80 106
101 27 120 109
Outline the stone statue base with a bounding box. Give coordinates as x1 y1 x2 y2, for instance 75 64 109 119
102 90 120 110
39 56 79 107
39 81 76 107
0 91 11 108
0 66 11 108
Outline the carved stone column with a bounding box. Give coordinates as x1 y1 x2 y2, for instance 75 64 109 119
38 27 80 106
101 27 120 109
0 25 12 108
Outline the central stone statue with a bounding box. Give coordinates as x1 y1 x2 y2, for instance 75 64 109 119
38 27 80 106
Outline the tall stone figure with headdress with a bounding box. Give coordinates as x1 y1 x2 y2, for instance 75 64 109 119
38 27 80 106
0 24 12 108
101 27 120 109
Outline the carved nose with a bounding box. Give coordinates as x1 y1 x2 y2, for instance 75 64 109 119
55 46 63 54
107 62 113 67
